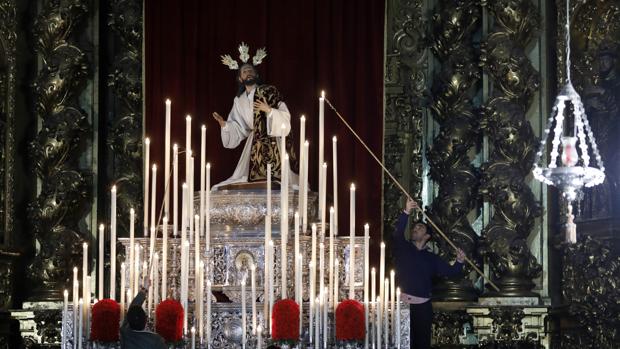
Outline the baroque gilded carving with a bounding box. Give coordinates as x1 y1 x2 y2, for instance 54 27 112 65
559 236 620 348
426 0 481 301
27 0 91 300
0 0 17 251
383 0 426 241
33 309 62 345
432 309 473 345
108 0 143 235
479 0 542 296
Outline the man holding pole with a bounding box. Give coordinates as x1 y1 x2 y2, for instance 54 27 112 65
392 198 465 349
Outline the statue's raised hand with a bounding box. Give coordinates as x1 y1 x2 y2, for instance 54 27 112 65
212 112 226 128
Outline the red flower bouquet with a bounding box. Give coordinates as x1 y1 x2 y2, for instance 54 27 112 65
336 299 365 342
155 299 184 343
271 299 300 342
90 299 120 342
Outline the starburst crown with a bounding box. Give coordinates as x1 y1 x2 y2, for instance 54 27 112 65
220 42 267 70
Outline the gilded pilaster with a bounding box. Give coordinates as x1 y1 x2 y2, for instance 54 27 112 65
27 0 91 300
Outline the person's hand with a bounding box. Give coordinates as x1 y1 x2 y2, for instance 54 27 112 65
253 97 272 114
455 249 466 264
404 197 419 215
141 277 151 293
212 112 226 128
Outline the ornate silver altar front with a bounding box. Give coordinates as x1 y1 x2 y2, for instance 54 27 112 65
110 189 411 347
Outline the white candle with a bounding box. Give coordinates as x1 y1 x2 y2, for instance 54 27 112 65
371 268 376 334
329 207 335 308
309 260 315 343
318 91 325 219
129 208 135 301
310 223 317 320
364 224 370 348
181 183 188 308
173 144 179 236
144 137 150 237
376 296 382 349
98 224 104 300
134 244 140 296
183 240 190 333
149 225 156 282
111 185 117 300
154 253 160 306
72 269 78 349
85 276 91 337
164 99 171 218
241 275 247 349
150 164 157 237
298 115 305 216
314 296 320 349
396 288 401 349
63 289 68 324
379 242 385 312
194 214 200 301
77 298 83 349
263 217 270 334
294 212 300 304
206 163 211 253
191 326 196 349
384 278 389 344
162 217 168 300
147 254 153 316
185 115 192 197
297 253 303 336
120 262 126 314
281 150 289 300
302 141 309 233
320 163 327 242
200 125 206 237
334 259 339 311
199 261 205 343
348 185 357 299
189 155 194 243
332 136 338 235
206 279 212 347
82 243 88 329
268 240 275 334
390 270 396 341
267 163 272 213
323 288 328 349
250 263 257 334
257 325 263 349
319 242 325 312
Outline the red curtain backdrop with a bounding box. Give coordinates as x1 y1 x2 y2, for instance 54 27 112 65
145 0 385 252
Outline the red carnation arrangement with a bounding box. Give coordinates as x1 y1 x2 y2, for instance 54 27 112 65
271 299 300 343
155 299 184 343
90 299 121 342
336 299 365 342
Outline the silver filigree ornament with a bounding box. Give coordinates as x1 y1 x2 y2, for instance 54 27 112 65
532 0 605 243
220 42 268 70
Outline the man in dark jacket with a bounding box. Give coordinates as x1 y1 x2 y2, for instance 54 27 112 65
392 198 465 349
120 281 167 349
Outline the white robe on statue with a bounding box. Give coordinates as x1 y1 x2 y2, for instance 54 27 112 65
213 86 299 190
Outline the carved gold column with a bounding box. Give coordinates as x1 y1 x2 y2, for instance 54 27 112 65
426 0 481 302
383 0 426 244
28 0 91 301
479 0 542 296
108 0 144 236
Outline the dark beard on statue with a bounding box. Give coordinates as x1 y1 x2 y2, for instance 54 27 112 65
242 77 257 86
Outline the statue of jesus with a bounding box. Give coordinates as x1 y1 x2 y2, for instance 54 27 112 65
212 43 298 190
